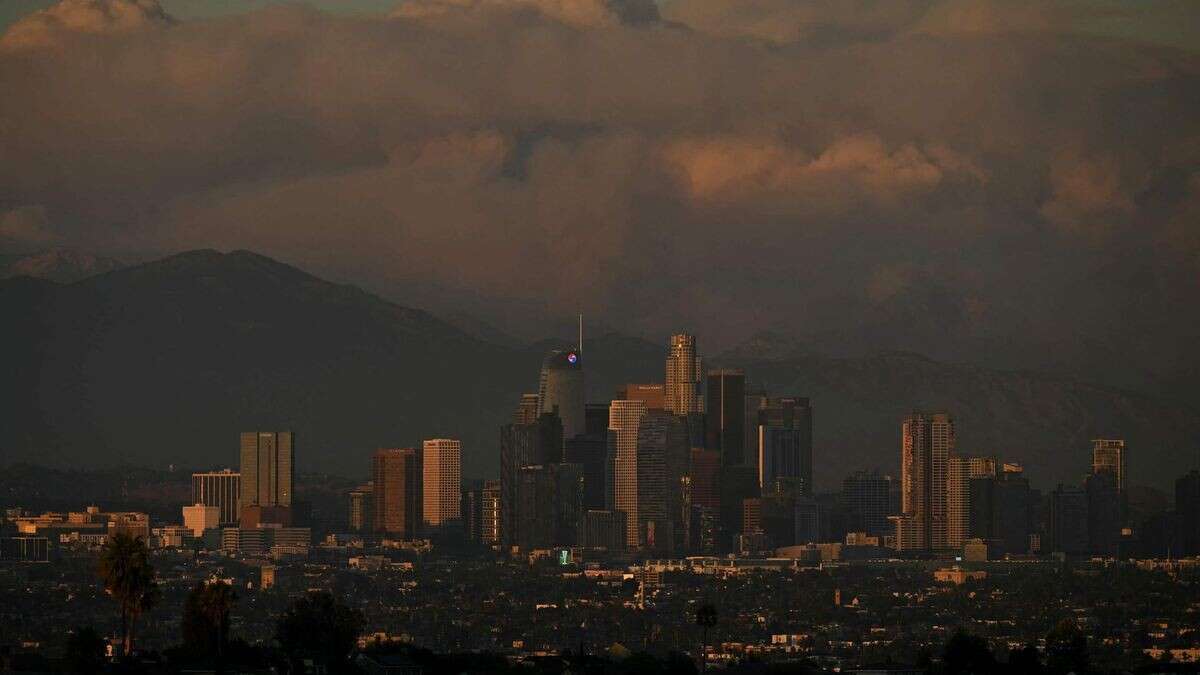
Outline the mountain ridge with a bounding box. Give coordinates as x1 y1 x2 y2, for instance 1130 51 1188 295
2 249 1197 490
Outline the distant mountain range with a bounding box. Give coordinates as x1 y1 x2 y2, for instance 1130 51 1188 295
2 249 1197 490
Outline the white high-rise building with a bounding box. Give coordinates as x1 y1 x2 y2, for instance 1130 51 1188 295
422 439 462 528
665 334 703 415
608 399 647 548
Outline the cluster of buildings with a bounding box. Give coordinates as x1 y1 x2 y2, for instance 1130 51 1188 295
474 334 815 558
182 432 313 556
7 333 1200 567
442 332 1200 563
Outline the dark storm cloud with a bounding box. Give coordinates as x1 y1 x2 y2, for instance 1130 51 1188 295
1 0 1198 383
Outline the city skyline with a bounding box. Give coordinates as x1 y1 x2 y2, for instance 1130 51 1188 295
2 0 1199 669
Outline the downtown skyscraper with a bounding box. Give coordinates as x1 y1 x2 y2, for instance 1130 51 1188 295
756 397 814 496
634 409 690 552
538 350 585 441
608 398 648 548
665 333 703 415
500 411 562 548
705 369 747 466
896 413 955 551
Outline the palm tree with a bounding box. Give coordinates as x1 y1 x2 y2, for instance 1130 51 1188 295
98 532 160 658
695 603 717 672
197 581 237 670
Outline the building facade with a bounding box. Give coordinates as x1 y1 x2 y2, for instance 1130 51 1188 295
500 413 563 548
665 333 703 415
538 350 585 441
947 455 996 550
1091 439 1127 492
481 479 501 545
756 397 814 496
239 432 294 518
372 448 422 540
841 469 893 537
608 398 648 548
422 438 462 528
635 409 690 552
191 469 241 527
348 482 373 533
899 413 955 550
705 369 746 466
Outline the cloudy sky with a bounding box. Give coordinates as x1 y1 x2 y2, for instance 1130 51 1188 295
1 0 1198 394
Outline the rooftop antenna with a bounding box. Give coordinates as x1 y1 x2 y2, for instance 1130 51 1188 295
578 313 583 353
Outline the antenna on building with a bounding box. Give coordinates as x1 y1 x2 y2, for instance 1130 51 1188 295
578 313 583 353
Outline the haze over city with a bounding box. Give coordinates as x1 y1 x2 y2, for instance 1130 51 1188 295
2 1 1200 674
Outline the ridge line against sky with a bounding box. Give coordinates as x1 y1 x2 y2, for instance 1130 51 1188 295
2 0 1199 392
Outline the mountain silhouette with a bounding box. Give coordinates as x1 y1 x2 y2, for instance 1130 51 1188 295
2 249 1196 489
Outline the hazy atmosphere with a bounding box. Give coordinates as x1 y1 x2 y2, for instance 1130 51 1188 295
4 3 1200 672
3 0 1199 389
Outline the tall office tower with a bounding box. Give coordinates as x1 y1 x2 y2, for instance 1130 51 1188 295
744 385 769 465
584 403 610 435
995 470 1036 555
481 479 501 545
841 470 893 536
515 463 583 550
191 469 241 527
621 383 666 410
1048 483 1089 555
239 432 294 510
947 455 996 550
514 393 540 425
372 448 422 540
1091 439 1126 491
499 412 562 548
968 476 996 540
565 433 607 509
348 482 374 533
705 369 746 466
689 449 721 511
1177 470 1200 556
1086 471 1120 556
580 509 627 551
720 465 760 550
422 439 462 528
608 399 648 548
635 410 690 552
665 334 703 415
794 496 821 544
757 397 814 496
760 492 797 547
742 497 763 535
899 413 955 550
538 350 585 440
462 479 483 542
